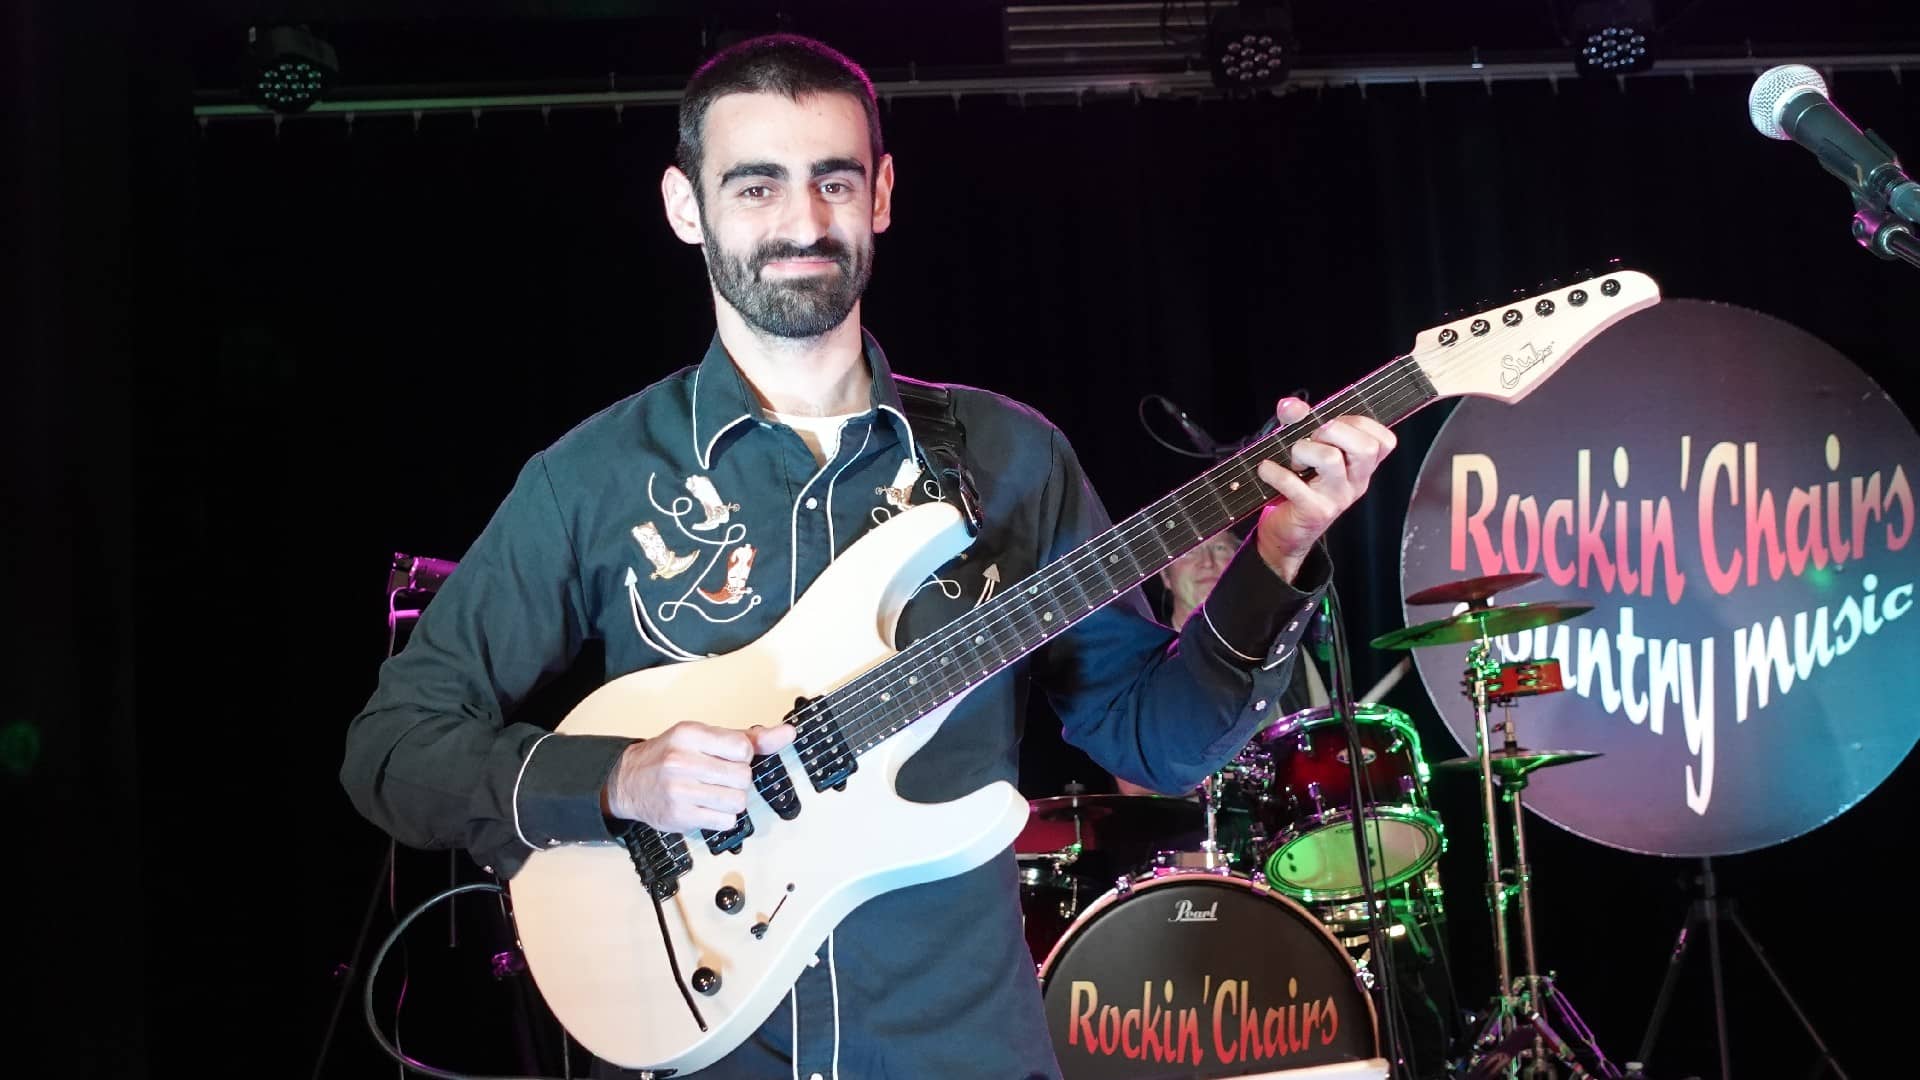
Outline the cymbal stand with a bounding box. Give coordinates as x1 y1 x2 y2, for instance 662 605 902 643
1461 632 1619 1079
1197 773 1230 870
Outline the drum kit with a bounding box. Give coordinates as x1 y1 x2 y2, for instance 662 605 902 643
1019 572 1623 1079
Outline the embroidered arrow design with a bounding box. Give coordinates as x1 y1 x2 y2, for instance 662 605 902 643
626 566 698 662
976 563 1000 608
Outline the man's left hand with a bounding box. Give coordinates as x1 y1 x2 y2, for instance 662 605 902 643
1251 397 1397 583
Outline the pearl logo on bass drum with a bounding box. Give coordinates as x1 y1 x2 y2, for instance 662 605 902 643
1168 899 1220 923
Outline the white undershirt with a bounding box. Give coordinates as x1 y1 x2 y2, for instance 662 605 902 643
767 409 863 467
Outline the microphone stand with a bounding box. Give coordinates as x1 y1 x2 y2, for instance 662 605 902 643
1852 201 1920 270
1323 571 1413 1080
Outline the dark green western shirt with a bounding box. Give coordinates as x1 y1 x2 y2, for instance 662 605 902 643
342 330 1328 1078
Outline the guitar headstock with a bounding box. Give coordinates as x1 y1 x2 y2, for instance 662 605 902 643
1412 270 1661 404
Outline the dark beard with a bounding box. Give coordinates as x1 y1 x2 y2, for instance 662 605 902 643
704 229 873 340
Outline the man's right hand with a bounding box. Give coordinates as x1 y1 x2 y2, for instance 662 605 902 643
601 721 796 834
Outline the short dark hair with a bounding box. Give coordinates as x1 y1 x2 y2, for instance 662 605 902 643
676 34 885 194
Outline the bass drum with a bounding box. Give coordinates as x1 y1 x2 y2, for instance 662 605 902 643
1039 870 1380 1079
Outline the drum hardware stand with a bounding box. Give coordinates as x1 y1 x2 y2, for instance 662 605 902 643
1321 582 1414 1080
1460 634 1619 1080
1635 856 1850 1080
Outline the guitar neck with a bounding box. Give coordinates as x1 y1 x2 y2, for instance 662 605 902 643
798 353 1440 764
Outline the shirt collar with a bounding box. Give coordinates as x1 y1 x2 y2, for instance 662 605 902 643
690 328 918 470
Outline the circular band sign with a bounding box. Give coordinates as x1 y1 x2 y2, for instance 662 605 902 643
1399 299 1920 856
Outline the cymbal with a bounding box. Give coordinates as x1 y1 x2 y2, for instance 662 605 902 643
1015 794 1202 857
1433 747 1601 780
1405 572 1542 606
1370 600 1593 649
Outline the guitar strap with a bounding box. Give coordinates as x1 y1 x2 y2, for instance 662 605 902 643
894 378 984 536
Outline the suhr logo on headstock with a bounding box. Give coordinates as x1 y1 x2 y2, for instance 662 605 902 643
1500 342 1556 389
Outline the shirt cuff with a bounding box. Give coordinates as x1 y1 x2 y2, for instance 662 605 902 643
1196 538 1333 665
509 732 635 851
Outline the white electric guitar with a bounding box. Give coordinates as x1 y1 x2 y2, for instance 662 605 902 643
507 270 1662 1074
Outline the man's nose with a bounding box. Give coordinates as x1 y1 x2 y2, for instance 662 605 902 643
774 186 833 247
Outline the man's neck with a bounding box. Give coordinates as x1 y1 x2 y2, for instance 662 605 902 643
714 299 873 418
1170 602 1197 631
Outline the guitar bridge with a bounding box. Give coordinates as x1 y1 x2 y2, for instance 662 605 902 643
620 824 693 900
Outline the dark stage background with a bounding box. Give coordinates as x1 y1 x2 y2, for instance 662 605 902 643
11 3 1920 1078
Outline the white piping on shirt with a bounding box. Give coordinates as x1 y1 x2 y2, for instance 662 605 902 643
788 455 838 608
822 419 875 560
625 567 701 662
789 987 800 1080
1202 605 1266 664
828 931 842 1080
876 401 919 465
701 414 754 472
510 731 559 850
691 365 757 471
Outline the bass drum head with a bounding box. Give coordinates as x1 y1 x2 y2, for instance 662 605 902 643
1039 871 1379 1078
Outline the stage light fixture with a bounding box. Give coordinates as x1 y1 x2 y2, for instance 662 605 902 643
245 25 338 114
1569 0 1656 76
1206 2 1296 91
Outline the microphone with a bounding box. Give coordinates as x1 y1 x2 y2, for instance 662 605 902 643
1161 399 1226 455
1748 64 1920 224
393 552 459 591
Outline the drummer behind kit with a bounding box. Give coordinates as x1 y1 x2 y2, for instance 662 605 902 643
1019 569 1621 1079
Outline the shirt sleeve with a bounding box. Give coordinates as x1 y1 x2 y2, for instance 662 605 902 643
339 453 633 879
1032 427 1332 794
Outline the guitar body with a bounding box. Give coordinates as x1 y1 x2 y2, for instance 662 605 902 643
507 500 1031 1073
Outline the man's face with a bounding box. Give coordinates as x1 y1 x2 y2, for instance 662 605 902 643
674 91 892 339
1162 532 1240 618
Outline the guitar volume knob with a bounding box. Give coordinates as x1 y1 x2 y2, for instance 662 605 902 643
691 967 721 995
715 885 744 913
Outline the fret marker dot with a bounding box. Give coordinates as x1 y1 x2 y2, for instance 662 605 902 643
1110 554 1120 563
1164 521 1174 530
1230 481 1241 491
1043 612 1054 622
881 692 891 702
908 675 919 685
1028 585 1037 595
975 635 985 645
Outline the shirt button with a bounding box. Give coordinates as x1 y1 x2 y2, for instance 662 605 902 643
1254 700 1268 711
810 1074 825 1080
805 497 819 510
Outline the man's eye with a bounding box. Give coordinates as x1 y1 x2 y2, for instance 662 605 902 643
820 181 848 195
740 185 771 199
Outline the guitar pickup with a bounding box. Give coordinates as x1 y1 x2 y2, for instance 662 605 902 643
797 699 858 793
703 809 754 855
620 824 693 901
754 752 802 820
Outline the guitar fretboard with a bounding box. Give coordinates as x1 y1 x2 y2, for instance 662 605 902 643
789 353 1438 772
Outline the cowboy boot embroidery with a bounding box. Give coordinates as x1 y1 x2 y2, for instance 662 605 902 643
876 458 922 512
697 543 757 605
686 475 740 532
631 522 699 580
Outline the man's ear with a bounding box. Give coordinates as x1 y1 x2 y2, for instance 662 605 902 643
871 152 894 235
662 165 705 246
